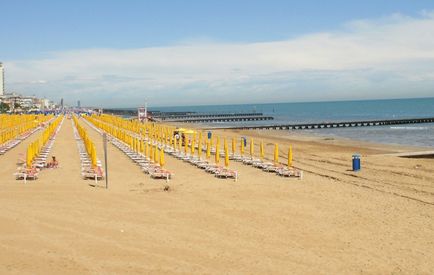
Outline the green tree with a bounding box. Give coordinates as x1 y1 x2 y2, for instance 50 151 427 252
0 102 10 113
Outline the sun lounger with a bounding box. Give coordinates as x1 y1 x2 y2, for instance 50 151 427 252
14 167 39 181
263 164 283 172
277 168 303 179
82 166 104 180
149 169 174 180
214 168 238 180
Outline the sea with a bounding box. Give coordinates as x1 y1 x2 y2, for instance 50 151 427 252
138 97 434 148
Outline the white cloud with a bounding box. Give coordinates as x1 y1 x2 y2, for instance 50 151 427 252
5 11 434 107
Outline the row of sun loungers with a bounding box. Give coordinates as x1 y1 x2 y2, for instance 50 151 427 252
233 154 303 179
84 118 301 182
110 138 174 181
0 126 42 155
168 149 238 181
72 120 104 181
14 118 64 182
83 119 176 181
82 118 173 181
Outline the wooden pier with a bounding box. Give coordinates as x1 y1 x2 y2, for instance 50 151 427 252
155 112 264 120
165 115 274 123
205 117 434 130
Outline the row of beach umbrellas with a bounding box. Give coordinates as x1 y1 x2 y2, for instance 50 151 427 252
0 114 52 146
84 114 294 169
26 115 63 167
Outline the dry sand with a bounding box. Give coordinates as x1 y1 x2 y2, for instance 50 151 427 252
0 117 433 274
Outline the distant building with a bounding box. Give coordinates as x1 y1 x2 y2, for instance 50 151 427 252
60 98 64 108
77 100 81 108
0 62 4 96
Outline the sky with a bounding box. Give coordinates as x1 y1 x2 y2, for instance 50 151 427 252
1 0 434 107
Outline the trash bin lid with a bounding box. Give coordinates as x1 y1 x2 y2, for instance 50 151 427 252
352 154 361 158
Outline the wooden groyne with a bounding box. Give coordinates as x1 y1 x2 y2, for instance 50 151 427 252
205 117 434 130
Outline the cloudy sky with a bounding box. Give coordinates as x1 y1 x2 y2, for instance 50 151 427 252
2 1 434 107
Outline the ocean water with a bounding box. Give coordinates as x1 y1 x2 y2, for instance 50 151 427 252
145 98 434 148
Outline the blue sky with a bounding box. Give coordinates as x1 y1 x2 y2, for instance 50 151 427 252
2 0 434 107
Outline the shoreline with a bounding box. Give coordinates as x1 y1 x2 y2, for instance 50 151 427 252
173 122 434 154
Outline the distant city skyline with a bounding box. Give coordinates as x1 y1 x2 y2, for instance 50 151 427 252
2 1 434 107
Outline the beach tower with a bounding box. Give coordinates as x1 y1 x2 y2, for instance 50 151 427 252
0 62 4 96
138 101 148 123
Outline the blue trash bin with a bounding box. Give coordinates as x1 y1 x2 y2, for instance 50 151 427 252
207 131 212 139
242 137 247 147
352 154 361 171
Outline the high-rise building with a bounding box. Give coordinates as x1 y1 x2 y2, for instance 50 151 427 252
60 98 64 108
0 62 4 96
77 100 81 108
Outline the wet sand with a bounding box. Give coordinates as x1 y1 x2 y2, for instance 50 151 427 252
0 118 433 274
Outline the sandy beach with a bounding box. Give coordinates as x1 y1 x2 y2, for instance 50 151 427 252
1 117 433 274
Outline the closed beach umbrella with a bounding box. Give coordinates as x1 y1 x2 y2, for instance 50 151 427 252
191 137 195 155
250 138 254 157
198 136 202 159
225 143 229 167
26 146 32 167
160 148 165 167
260 141 264 159
150 144 154 162
154 146 158 164
184 138 188 155
215 138 220 164
274 143 279 164
240 138 244 156
91 144 97 167
287 146 293 167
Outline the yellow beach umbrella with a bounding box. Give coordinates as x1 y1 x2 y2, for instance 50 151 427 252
240 138 244 156
215 138 220 164
154 146 158 164
160 148 165 167
274 143 279 164
287 146 293 167
26 146 32 167
191 137 195 155
91 144 97 167
260 141 264 159
198 132 202 146
224 143 229 167
197 136 202 159
250 138 254 157
150 144 154 162
178 135 182 152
